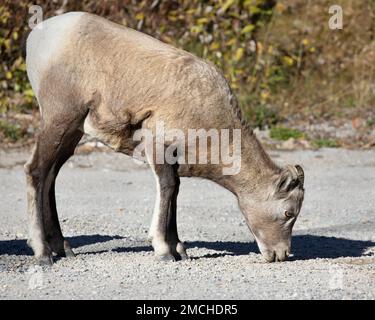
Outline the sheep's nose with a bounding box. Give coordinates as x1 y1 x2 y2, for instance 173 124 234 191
262 248 290 262
275 250 289 262
259 242 291 262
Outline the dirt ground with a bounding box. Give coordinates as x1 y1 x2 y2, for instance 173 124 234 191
0 148 374 300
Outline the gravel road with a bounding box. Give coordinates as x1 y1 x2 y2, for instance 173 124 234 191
0 148 374 300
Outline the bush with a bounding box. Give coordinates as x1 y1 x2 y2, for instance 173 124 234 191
0 120 25 142
1 0 374 144
243 102 278 129
270 126 304 141
312 138 339 148
0 0 276 115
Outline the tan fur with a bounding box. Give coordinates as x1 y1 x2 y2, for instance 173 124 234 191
36 13 279 186
26 12 304 264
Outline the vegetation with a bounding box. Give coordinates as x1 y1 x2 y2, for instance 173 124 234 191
312 138 339 148
0 0 374 146
0 120 25 142
269 126 304 141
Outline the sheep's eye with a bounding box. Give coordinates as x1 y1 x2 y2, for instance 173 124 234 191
284 210 294 219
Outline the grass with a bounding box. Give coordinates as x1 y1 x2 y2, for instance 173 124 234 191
343 96 356 109
269 126 304 141
240 96 279 129
0 120 24 142
312 138 339 148
251 104 279 129
367 119 375 127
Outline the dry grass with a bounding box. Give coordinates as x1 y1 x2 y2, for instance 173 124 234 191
248 0 375 122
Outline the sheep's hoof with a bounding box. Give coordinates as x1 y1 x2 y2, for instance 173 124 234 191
64 248 75 258
178 253 189 261
36 255 53 266
155 253 176 262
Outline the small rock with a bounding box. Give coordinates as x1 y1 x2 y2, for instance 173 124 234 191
281 138 297 150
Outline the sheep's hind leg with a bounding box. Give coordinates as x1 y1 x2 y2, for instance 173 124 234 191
25 128 68 265
43 129 83 258
25 110 86 265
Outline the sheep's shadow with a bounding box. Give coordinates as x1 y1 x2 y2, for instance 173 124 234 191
0 234 374 261
187 235 375 260
0 235 124 256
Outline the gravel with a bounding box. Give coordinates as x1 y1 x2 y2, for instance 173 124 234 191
0 148 374 300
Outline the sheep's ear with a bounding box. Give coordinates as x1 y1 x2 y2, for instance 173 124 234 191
274 168 293 193
295 165 304 187
274 165 303 194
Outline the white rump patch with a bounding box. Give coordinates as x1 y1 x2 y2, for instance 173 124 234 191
26 12 85 97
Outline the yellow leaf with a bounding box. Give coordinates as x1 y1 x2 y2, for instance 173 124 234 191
243 0 253 8
24 89 35 97
12 31 19 41
135 13 144 20
220 0 235 14
235 47 244 61
4 39 10 50
257 41 263 55
261 90 270 100
282 56 294 66
302 38 309 46
19 63 26 72
5 71 12 79
190 25 203 34
226 38 236 46
210 42 220 51
249 6 261 15
197 17 209 24
241 24 255 34
168 15 178 22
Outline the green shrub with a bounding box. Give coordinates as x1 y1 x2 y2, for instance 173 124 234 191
312 139 339 148
0 120 24 142
270 126 304 141
244 103 278 129
344 96 356 109
0 0 277 114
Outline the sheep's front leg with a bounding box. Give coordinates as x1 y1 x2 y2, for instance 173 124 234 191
167 173 188 260
148 164 187 261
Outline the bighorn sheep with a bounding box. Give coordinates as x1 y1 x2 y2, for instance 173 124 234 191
25 12 304 265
